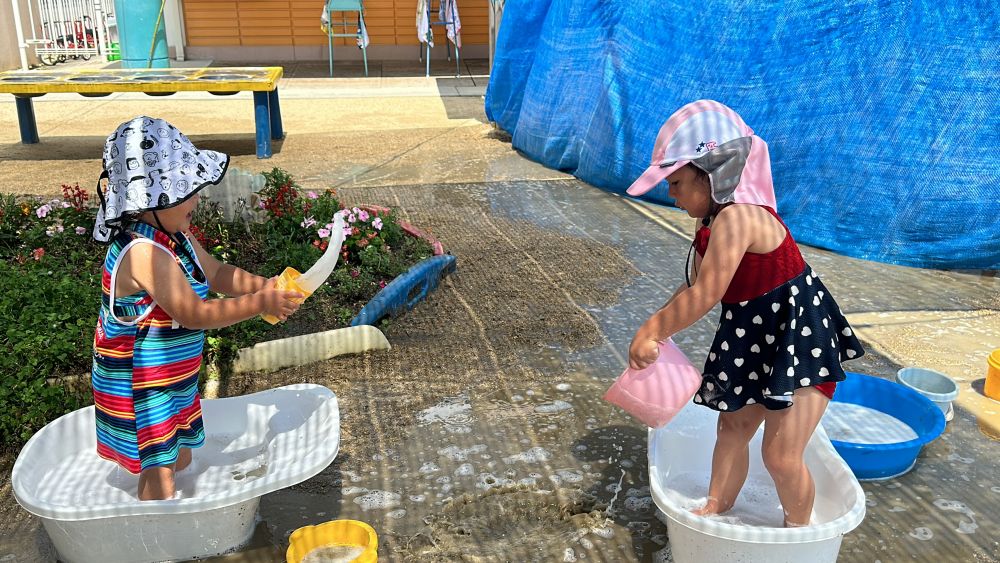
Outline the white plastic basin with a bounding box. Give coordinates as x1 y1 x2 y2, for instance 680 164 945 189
12 384 340 563
648 403 865 563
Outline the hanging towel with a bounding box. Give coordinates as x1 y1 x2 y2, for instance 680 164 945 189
439 0 461 48
417 0 433 47
321 4 370 48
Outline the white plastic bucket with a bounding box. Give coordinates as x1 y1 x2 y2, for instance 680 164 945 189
896 367 959 422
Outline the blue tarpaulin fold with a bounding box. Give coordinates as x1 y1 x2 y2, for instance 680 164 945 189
486 0 1000 270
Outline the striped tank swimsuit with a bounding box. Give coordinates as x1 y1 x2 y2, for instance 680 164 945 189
91 221 208 474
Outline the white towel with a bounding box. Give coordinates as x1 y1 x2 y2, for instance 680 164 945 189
417 0 433 47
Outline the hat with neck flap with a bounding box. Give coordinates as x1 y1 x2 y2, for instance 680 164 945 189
626 100 776 210
93 116 229 242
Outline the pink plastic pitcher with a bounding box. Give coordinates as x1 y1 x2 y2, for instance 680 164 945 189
603 339 703 428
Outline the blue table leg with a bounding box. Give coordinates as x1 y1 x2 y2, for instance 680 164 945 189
268 88 284 140
253 91 272 158
15 96 40 144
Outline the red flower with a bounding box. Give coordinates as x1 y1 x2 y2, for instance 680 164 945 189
350 269 360 278
378 280 387 289
32 247 45 261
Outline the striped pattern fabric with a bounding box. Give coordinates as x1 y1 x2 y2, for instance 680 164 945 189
91 222 209 474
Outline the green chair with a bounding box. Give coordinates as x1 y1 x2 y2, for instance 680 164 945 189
325 0 369 77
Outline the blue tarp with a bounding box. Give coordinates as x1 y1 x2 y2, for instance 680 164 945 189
485 0 1000 270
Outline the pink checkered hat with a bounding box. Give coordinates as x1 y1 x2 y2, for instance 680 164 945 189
627 100 776 209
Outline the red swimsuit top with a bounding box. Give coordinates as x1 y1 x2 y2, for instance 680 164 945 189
693 205 806 304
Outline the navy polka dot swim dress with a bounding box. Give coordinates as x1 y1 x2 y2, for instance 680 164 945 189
693 206 865 412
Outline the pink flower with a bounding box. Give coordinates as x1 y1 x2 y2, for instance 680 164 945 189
61 202 72 208
32 247 45 261
343 226 354 238
349 269 360 278
357 210 370 222
372 217 383 231
55 224 64 233
378 280 387 289
258 200 266 209
75 226 87 235
347 213 357 223
35 204 51 218
300 216 317 229
306 191 319 199
317 227 331 238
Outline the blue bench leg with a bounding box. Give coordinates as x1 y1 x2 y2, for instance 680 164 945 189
253 91 272 158
15 96 39 144
268 88 284 140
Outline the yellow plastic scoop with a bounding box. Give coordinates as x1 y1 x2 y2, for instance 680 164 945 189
262 213 346 325
286 519 377 563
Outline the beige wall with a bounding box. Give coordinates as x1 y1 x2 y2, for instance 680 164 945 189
0 0 39 71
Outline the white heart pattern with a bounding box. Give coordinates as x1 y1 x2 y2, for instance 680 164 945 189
719 401 728 410
819 367 830 377
842 327 853 337
791 319 797 330
811 348 822 358
726 310 733 320
748 372 759 380
800 378 811 386
806 275 813 285
787 367 795 376
721 341 729 351
747 398 756 404
791 286 799 296
823 318 829 328
751 344 761 353
718 371 728 381
801 326 812 336
765 335 775 344
710 352 716 361
772 302 781 313
736 328 746 338
706 382 715 391
813 296 821 306
794 357 800 366
753 315 763 325
734 386 743 395
847 349 857 358
819 291 825 299
787 345 795 354
734 358 744 367
740 301 749 307
779 323 786 331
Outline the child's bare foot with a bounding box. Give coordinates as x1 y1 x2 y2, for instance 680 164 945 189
691 497 732 516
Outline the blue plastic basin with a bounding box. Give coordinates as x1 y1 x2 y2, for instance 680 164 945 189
828 371 945 480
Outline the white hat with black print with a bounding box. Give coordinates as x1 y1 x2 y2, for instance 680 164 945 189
93 116 229 242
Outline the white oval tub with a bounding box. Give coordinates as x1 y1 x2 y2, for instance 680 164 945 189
648 402 865 563
12 383 340 563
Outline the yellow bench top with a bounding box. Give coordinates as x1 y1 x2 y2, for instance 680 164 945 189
0 67 283 96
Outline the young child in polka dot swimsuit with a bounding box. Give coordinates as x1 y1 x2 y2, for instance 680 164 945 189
625 100 864 527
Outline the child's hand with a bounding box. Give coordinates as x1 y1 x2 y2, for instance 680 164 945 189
628 335 660 370
256 286 303 322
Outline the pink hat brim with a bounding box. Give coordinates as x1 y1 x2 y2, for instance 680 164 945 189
626 161 688 196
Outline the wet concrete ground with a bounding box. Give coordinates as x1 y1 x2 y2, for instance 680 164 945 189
2 64 999 562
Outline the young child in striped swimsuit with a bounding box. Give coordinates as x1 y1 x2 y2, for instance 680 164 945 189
91 116 303 500
626 100 864 527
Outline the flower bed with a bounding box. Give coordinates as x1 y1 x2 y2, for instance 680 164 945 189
0 169 434 450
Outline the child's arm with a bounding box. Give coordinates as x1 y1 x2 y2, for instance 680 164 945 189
185 233 270 296
629 206 754 369
120 242 301 329
656 220 704 310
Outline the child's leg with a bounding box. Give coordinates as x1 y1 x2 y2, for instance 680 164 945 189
137 466 175 501
175 447 192 471
692 404 767 516
761 387 829 527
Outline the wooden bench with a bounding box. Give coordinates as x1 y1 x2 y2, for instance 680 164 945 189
0 67 285 158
